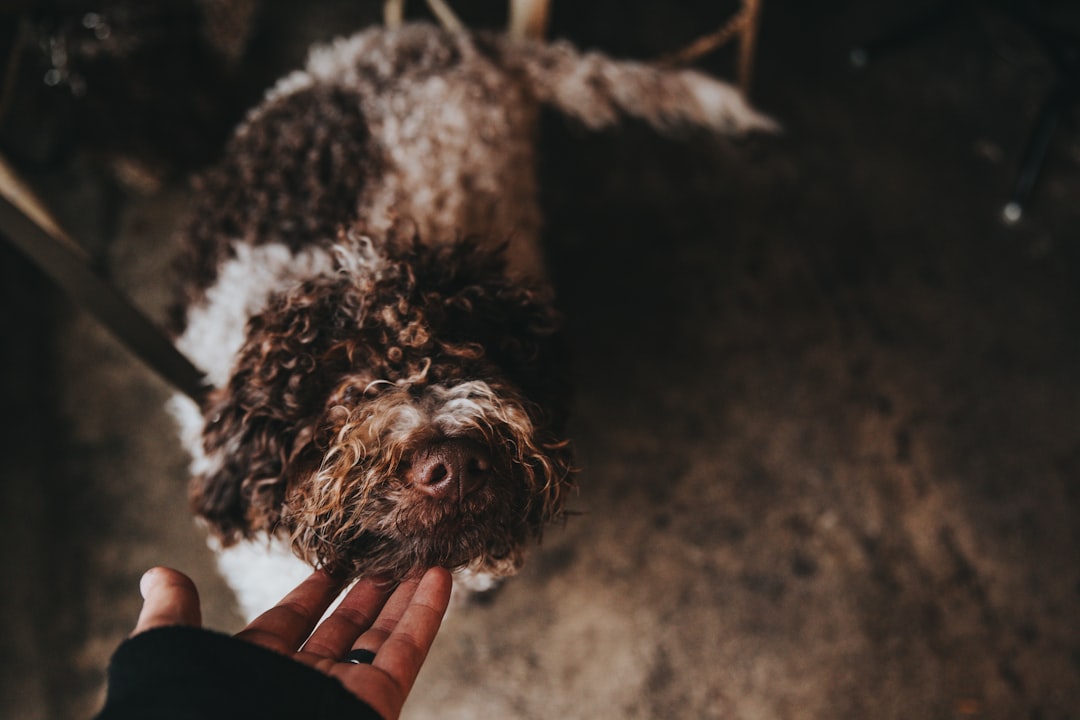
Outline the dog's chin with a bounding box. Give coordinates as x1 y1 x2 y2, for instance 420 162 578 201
286 485 531 580
393 522 525 577
402 497 529 568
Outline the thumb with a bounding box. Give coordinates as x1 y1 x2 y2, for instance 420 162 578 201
131 567 202 636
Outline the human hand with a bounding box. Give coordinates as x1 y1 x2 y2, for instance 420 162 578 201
133 565 453 720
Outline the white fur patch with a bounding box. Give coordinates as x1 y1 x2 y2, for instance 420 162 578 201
431 380 526 435
215 534 495 621
167 392 214 478
241 70 316 131
213 535 319 621
679 70 780 134
176 242 338 387
171 239 386 474
305 32 384 89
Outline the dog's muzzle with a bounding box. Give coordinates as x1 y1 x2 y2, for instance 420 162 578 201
405 438 491 502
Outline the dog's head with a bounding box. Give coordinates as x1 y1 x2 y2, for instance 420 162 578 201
191 233 574 581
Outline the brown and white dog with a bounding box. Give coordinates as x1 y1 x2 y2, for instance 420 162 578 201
166 22 775 619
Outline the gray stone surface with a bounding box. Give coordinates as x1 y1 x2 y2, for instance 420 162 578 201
2 2 1078 719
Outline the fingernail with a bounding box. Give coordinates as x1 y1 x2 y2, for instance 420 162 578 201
139 567 164 599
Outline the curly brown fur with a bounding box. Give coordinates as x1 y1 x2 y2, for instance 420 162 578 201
188 233 572 579
167 85 381 332
168 23 771 608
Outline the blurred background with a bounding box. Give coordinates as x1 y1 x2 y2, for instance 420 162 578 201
1 1 1079 718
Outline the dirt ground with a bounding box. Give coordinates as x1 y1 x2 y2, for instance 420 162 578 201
2 1 1079 718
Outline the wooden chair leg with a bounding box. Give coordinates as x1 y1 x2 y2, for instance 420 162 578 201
737 0 762 93
386 0 464 32
384 0 405 28
509 0 550 40
425 0 465 32
656 1 764 95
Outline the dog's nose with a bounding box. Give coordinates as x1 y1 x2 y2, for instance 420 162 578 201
407 439 490 501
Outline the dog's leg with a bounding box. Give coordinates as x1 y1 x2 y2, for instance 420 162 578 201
508 0 550 40
384 0 405 28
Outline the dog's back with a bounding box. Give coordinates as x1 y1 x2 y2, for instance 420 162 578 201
173 25 541 327
171 23 774 328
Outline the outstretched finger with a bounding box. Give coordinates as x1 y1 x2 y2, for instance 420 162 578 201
372 567 452 688
335 567 452 717
344 573 424 658
301 576 396 659
132 567 202 636
235 569 345 655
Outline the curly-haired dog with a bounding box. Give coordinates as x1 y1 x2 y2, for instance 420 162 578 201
167 22 775 619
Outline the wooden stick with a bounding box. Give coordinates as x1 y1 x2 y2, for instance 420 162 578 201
737 0 762 92
425 0 465 32
0 153 208 402
509 0 551 40
384 0 405 28
657 0 763 94
0 154 83 258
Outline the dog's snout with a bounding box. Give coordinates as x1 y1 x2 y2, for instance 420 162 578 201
407 439 490 501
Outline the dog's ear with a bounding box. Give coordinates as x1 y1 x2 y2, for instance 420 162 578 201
189 288 344 543
190 388 318 544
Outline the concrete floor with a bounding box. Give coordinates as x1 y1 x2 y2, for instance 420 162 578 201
2 1 1079 718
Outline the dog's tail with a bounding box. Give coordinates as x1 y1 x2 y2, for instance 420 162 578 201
503 37 779 136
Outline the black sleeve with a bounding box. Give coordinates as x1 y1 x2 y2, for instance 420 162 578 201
93 626 383 720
